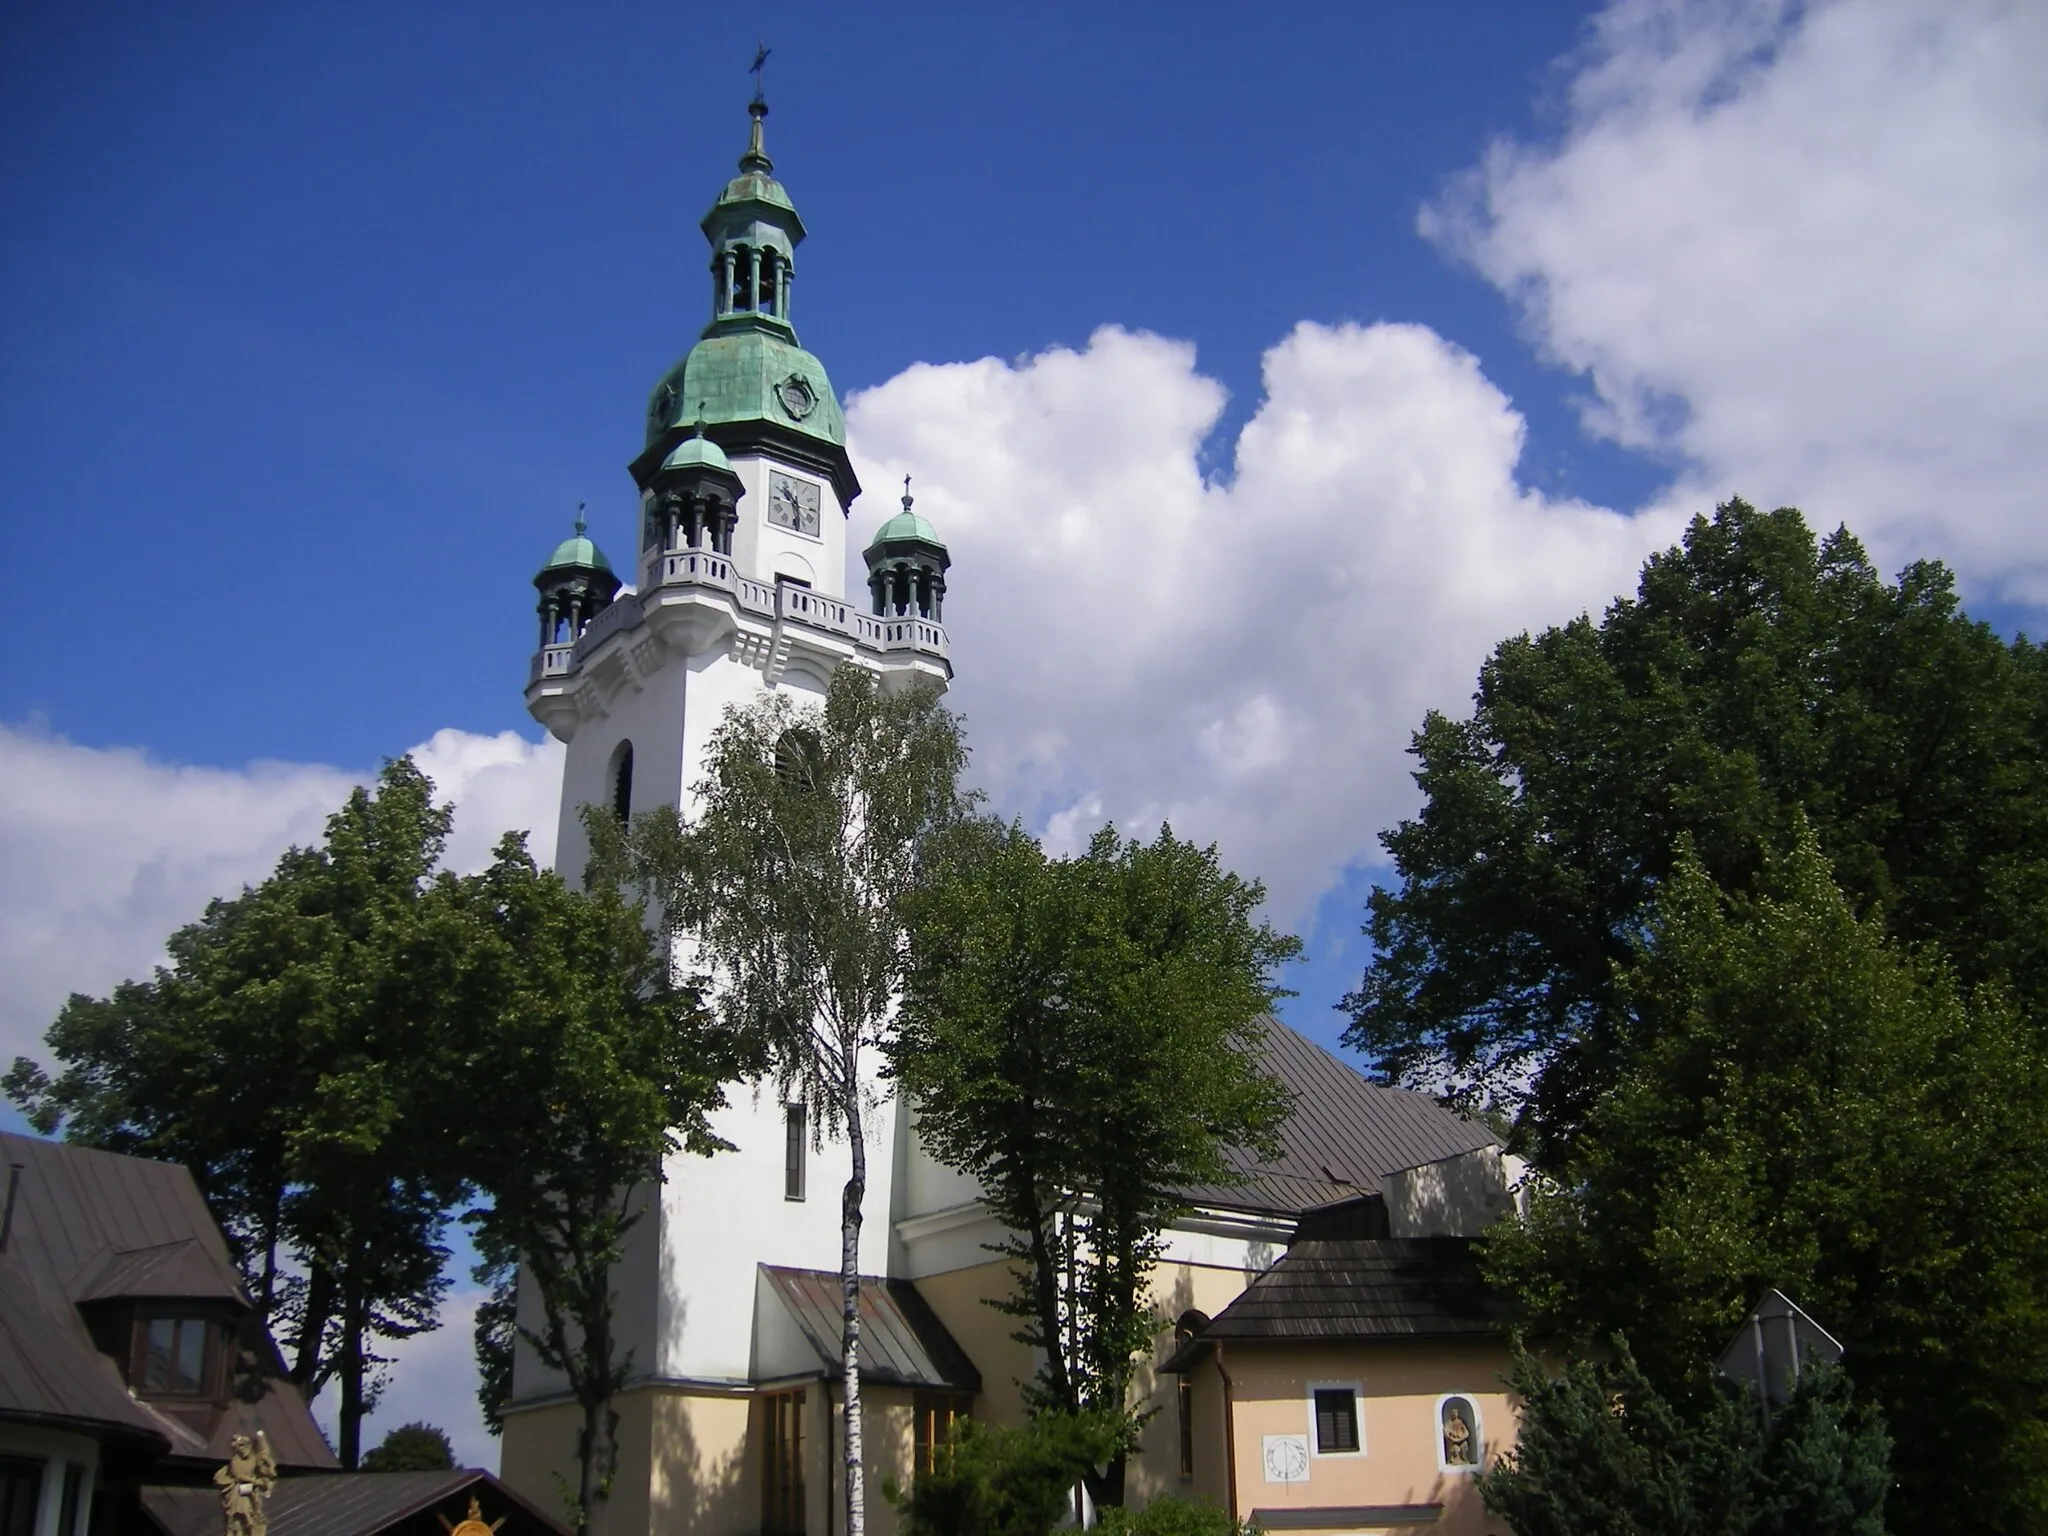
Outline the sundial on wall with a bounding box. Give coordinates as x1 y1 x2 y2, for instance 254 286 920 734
1262 1434 1309 1484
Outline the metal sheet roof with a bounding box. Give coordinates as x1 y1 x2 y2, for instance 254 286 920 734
141 1469 568 1536
0 1131 335 1469
1175 1019 1500 1219
761 1266 981 1392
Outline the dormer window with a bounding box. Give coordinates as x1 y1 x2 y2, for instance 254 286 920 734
138 1313 214 1396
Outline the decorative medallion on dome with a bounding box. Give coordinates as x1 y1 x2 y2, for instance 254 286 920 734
775 374 818 421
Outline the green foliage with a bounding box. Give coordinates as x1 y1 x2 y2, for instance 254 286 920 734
886 1411 1123 1536
893 820 1296 1505
1094 1495 1250 1536
596 667 973 1536
1483 830 2048 1530
451 829 734 1535
1348 499 2048 1147
473 1258 517 1437
5 759 467 1468
1479 1343 1888 1536
361 1421 456 1472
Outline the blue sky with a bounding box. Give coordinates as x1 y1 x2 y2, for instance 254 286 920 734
6 0 2045 1469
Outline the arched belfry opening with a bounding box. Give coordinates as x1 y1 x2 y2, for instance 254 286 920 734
609 739 635 823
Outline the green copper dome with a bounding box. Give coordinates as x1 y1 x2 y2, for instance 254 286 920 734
537 515 613 579
660 431 734 474
644 330 846 450
866 509 945 552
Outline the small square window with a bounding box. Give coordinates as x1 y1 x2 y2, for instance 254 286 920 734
1312 1387 1360 1454
140 1315 210 1395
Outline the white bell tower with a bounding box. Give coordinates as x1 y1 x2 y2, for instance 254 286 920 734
514 94 955 1416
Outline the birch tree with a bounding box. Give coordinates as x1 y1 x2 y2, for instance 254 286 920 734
596 668 971 1536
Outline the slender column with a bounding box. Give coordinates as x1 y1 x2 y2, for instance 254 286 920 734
747 248 761 312
720 252 735 315
780 261 793 321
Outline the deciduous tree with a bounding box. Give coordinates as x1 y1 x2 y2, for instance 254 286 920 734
1483 831 2048 1530
453 830 734 1536
6 759 469 1467
1347 500 2048 1152
892 821 1296 1507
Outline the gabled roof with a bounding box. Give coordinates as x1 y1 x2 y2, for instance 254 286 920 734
1176 1019 1499 1219
761 1266 981 1392
1165 1239 1505 1371
0 1131 335 1468
140 1469 568 1536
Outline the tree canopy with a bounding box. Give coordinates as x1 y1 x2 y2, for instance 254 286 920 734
1480 826 2048 1529
6 759 468 1467
893 820 1296 1505
1347 500 2048 1150
1478 1343 1889 1536
454 826 734 1536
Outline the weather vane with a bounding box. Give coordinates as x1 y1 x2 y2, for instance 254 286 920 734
750 43 771 103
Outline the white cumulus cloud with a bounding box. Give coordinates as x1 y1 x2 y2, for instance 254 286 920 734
845 321 1677 924
1423 0 2048 604
0 723 562 1075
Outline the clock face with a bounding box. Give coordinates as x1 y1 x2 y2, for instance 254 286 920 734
768 472 822 537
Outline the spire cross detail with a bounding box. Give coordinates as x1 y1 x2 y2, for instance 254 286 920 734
750 44 771 104
902 474 914 512
574 500 587 536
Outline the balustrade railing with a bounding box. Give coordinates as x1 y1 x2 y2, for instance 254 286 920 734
572 593 644 662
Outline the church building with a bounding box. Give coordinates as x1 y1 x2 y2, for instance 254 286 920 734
505 96 1521 1536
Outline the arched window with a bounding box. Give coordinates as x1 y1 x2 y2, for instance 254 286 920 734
729 246 753 313
610 740 634 823
774 727 821 794
758 252 780 315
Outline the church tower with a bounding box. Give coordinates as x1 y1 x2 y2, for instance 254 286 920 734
505 97 958 1535
524 94 952 884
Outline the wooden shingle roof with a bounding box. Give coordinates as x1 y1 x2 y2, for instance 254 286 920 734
1165 1239 1505 1370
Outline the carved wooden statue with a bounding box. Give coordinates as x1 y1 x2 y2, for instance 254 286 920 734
214 1430 278 1536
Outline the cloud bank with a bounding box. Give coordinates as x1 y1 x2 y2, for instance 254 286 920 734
1423 0 2048 603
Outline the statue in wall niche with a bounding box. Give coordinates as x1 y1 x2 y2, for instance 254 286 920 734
1442 1399 1476 1466
215 1430 277 1536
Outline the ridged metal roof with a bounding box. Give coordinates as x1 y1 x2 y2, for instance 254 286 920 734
1176 1018 1500 1218
0 1130 335 1469
761 1266 982 1392
140 1469 567 1536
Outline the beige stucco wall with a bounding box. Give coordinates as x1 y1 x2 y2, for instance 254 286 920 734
910 1259 1038 1426
501 1378 934 1536
1205 1341 1516 1536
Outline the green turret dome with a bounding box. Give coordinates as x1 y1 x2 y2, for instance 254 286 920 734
534 512 615 588
866 508 945 554
660 431 734 475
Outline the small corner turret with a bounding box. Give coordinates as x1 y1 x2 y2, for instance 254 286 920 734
864 476 950 622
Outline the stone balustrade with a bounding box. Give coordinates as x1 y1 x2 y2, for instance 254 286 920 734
529 543 947 686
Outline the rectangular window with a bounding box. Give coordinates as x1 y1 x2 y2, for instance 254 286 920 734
1178 1375 1195 1478
141 1315 209 1394
0 1457 43 1536
761 1389 806 1535
58 1464 85 1536
785 1104 807 1202
1312 1388 1360 1454
913 1392 972 1477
